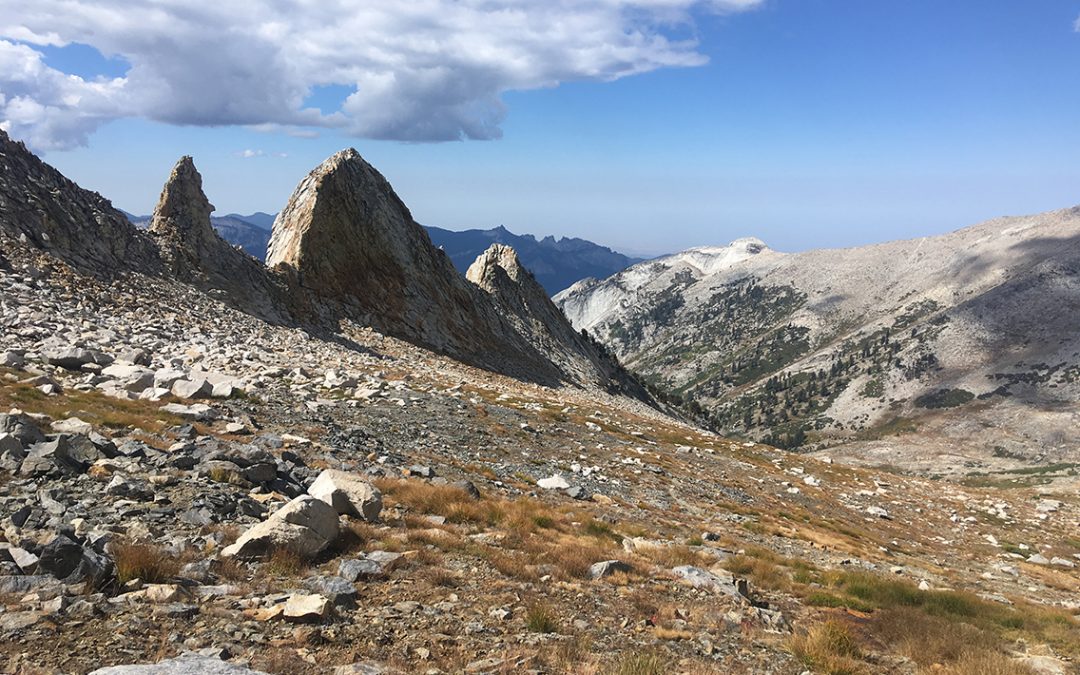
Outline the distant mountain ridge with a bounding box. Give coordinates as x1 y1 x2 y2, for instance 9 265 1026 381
426 225 643 294
122 212 641 295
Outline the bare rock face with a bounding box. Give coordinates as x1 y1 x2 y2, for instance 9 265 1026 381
266 149 568 383
148 156 219 270
467 243 646 396
268 150 469 335
0 129 160 275
149 156 289 322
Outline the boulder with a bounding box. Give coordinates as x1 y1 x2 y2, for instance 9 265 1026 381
305 575 358 608
19 435 93 476
283 593 332 622
671 565 749 600
161 403 220 421
308 469 383 521
101 363 155 393
338 551 403 581
171 379 212 399
588 560 632 580
51 417 93 435
537 474 570 490
37 534 114 587
43 347 111 370
88 654 271 674
221 495 340 560
0 412 45 445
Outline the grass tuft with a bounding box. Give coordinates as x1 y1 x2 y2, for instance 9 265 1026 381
526 602 558 633
113 541 181 584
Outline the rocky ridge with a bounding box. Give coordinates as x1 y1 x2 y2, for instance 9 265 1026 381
466 244 646 399
0 130 627 394
0 131 160 276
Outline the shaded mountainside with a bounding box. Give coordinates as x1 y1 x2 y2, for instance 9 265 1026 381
0 133 161 276
426 224 642 295
0 129 640 395
556 217 1080 475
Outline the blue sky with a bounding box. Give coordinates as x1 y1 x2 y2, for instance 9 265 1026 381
4 1 1079 256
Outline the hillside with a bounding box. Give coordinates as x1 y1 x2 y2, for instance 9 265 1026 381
555 214 1080 480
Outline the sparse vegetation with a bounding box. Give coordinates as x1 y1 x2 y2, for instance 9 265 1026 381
915 388 975 409
789 619 864 675
525 602 558 633
113 541 181 584
606 650 670 675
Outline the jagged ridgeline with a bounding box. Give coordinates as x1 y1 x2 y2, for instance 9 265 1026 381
556 215 1080 456
0 130 645 398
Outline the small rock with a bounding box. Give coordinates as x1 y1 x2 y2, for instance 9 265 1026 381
537 474 570 490
588 560 631 579
283 593 331 622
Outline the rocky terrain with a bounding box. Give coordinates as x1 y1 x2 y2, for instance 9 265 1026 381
555 219 1080 481
0 130 1077 674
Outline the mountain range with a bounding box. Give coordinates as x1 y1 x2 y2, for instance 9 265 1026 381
556 216 1080 478
123 213 640 295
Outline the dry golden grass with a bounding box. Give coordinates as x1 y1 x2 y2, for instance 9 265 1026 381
0 374 182 432
653 626 694 640
210 556 249 582
261 547 308 577
112 541 181 584
545 540 616 580
723 554 790 592
418 565 459 588
868 607 1042 674
789 619 866 675
932 653 1035 675
638 544 711 569
373 478 498 526
526 602 558 633
604 651 670 675
481 548 540 583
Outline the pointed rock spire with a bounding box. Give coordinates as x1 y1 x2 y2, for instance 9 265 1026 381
146 155 286 320
149 156 217 262
267 147 489 351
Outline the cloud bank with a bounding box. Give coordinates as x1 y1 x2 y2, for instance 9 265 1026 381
0 0 762 150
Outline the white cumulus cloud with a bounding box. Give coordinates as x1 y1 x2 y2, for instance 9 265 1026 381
0 0 762 150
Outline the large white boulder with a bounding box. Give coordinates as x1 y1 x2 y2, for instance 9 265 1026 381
308 469 383 521
222 495 340 560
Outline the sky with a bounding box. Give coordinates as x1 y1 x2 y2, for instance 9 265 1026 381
1 1 1079 257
